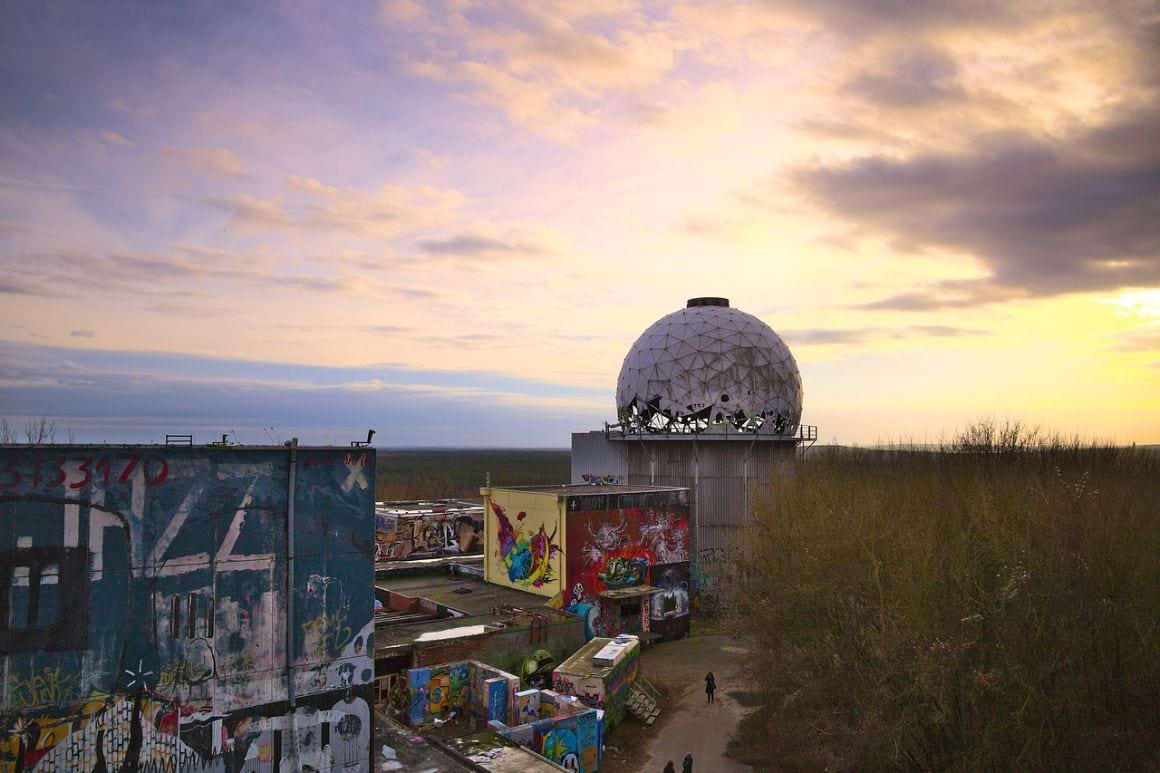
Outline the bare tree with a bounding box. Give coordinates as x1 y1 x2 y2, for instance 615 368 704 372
0 418 12 444
23 416 56 444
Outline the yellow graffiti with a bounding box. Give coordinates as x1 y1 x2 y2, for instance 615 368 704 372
302 610 352 655
7 667 79 709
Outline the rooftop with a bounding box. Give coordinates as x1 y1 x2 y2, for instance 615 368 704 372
486 483 686 496
555 635 640 679
376 498 482 515
375 569 576 654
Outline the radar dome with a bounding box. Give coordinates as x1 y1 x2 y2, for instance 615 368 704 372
616 298 803 435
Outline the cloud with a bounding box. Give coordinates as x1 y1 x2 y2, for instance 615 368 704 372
757 0 1025 38
416 226 562 259
69 329 95 338
99 131 134 147
0 277 57 297
842 49 966 108
794 103 1160 308
1108 323 1160 352
161 146 248 179
392 1 679 139
213 182 465 239
782 325 990 345
0 342 604 445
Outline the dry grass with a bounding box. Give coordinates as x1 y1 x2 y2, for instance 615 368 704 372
374 448 570 500
731 422 1160 771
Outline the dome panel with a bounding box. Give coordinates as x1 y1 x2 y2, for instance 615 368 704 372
616 299 803 435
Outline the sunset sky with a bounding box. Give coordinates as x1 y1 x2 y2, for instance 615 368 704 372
2 0 1158 446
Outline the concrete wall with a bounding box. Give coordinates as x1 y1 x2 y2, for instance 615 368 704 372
402 660 518 727
413 614 585 687
0 445 375 772
491 689 601 773
552 640 640 730
560 490 691 641
482 490 564 598
573 437 797 600
375 510 483 561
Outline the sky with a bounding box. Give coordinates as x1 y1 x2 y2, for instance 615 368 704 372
1 0 1158 447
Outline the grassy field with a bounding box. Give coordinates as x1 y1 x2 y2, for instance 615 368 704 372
374 448 570 500
730 422 1159 770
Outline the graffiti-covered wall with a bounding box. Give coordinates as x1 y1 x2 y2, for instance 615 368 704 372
375 507 483 561
562 491 691 641
0 445 375 772
483 491 564 598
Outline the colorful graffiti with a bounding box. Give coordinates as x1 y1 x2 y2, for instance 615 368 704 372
403 660 522 729
518 649 557 690
563 497 691 641
492 502 562 588
0 446 375 772
490 689 600 773
375 508 483 561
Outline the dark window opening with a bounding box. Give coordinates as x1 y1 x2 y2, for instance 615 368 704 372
0 546 89 653
620 601 641 618
187 592 197 639
205 595 215 638
170 596 181 639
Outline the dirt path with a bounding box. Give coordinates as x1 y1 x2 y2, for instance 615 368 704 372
640 641 753 773
601 632 756 773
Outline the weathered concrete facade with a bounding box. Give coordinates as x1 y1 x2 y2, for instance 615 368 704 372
483 485 691 642
0 444 375 772
572 431 797 565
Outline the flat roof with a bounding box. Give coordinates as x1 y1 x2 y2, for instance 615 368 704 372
376 499 482 515
374 571 579 654
443 732 565 771
488 483 686 496
555 635 640 679
377 572 552 617
375 710 468 772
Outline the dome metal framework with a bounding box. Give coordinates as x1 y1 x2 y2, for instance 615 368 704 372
615 298 803 436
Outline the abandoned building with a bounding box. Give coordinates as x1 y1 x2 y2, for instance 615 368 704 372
0 442 376 772
572 296 815 588
375 498 484 561
481 484 692 643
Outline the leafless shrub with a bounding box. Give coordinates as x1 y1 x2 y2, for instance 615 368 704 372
730 420 1160 770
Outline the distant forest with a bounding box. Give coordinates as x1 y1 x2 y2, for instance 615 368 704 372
374 448 570 501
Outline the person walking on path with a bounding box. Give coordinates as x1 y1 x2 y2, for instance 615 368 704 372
705 671 716 704
663 762 676 773
683 751 694 772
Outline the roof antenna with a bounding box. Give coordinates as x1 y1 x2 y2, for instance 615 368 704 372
351 429 376 448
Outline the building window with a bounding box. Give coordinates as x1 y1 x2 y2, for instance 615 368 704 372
620 601 641 618
0 546 89 653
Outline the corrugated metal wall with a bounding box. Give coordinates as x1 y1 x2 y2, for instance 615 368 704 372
617 438 798 554
570 431 628 484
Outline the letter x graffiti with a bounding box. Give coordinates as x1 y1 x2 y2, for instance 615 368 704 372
342 459 369 493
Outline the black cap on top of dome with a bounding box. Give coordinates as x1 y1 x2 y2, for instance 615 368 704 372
687 297 729 308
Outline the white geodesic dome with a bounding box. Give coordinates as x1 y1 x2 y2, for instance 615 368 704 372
615 298 803 435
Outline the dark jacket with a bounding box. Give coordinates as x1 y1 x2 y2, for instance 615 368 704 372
704 673 716 692
683 753 694 773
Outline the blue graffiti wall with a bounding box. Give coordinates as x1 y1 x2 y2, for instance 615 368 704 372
0 445 375 772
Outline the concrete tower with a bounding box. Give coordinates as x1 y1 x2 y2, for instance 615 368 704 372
572 297 815 572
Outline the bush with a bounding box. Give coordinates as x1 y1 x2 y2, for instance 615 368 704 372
731 422 1160 770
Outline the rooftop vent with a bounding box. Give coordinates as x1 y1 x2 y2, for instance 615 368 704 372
687 297 729 308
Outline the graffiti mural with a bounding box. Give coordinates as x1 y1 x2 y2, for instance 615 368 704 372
375 506 483 561
0 445 375 772
491 502 562 589
489 689 600 773
563 495 691 641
